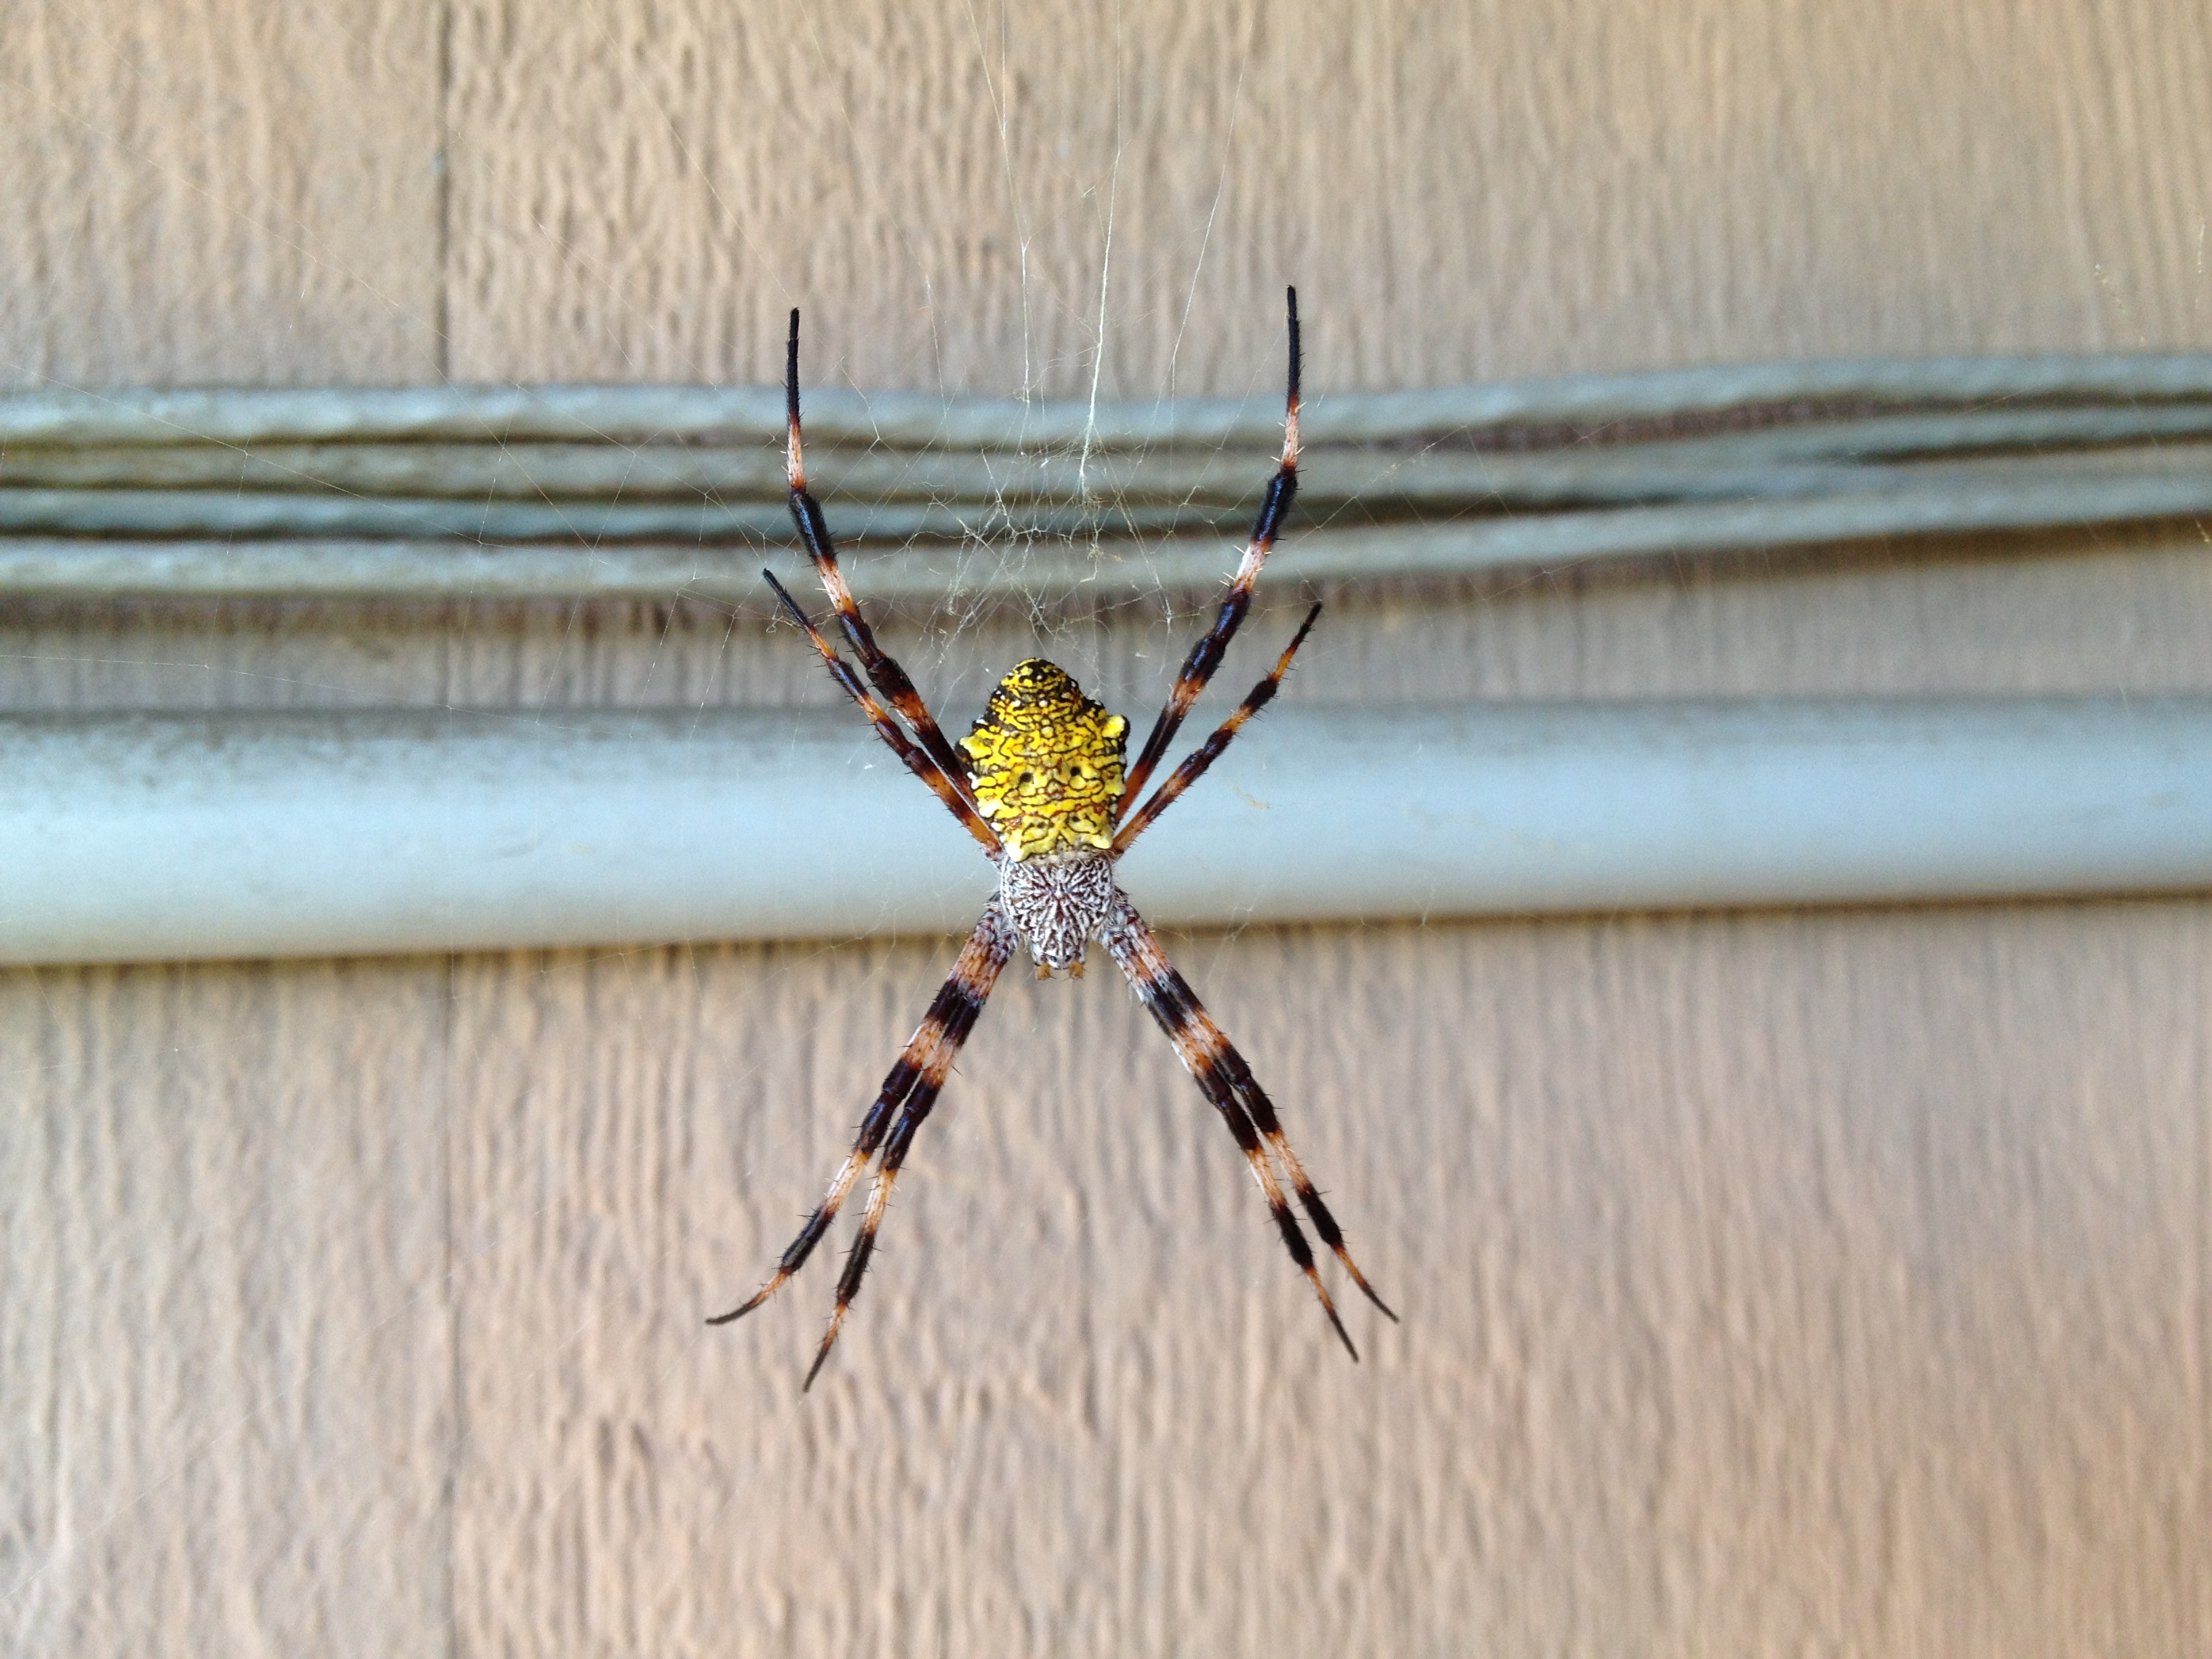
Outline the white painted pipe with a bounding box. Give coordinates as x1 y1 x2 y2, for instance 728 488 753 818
1 698 2207 966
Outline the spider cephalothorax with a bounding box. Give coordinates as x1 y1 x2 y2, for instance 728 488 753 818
714 291 1394 1388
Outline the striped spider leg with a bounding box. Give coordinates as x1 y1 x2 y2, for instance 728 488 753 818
713 291 1390 1387
706 312 1008 1389
777 308 982 805
707 903 1015 1391
1098 890 1393 1359
1103 609 1398 1347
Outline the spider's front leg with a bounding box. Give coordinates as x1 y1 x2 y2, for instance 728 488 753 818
711 903 1015 1389
1101 889 1395 1358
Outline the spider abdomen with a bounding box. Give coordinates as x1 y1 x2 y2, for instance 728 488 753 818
958 659 1128 861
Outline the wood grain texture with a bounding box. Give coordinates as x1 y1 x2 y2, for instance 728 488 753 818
0 0 443 387
5 0 2212 1654
6 533 2212 717
443 0 2212 390
0 961 457 1656
10 910 2202 1655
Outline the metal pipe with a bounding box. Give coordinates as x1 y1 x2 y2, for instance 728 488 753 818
8 355 2212 447
3 436 2202 509
0 487 1206 544
3 698 2205 966
7 453 2212 605
7 359 2211 601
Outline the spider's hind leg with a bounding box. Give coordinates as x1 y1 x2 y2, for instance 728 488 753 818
783 307 978 800
1118 286 1303 814
1111 600 1322 857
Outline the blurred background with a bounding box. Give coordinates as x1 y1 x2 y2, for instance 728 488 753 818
3 2 2209 1654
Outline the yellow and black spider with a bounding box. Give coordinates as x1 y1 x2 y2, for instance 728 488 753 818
712 291 1395 1387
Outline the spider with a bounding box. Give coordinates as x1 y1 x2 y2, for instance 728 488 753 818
710 289 1395 1387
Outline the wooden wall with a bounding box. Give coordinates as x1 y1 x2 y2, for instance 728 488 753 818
4 2 2209 1654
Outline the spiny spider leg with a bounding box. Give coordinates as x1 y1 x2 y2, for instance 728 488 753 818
1101 890 1368 1360
705 1078 912 1327
1201 1013 1397 1320
802 1081 935 1389
800 907 1015 1389
1111 600 1322 856
761 568 1002 855
703 916 970 1320
1118 285 1303 817
783 308 981 806
711 906 1015 1391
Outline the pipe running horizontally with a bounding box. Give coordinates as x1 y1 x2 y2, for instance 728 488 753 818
7 356 2208 963
3 699 2206 965
3 353 2211 600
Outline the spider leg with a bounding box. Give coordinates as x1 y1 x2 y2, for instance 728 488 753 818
1118 286 1302 816
783 308 981 805
802 907 1014 1389
762 569 1002 855
1101 889 1385 1359
1111 600 1321 856
801 1073 941 1390
710 905 1015 1391
1195 1011 1397 1322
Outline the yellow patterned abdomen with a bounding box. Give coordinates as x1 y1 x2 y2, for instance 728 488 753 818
959 659 1128 861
